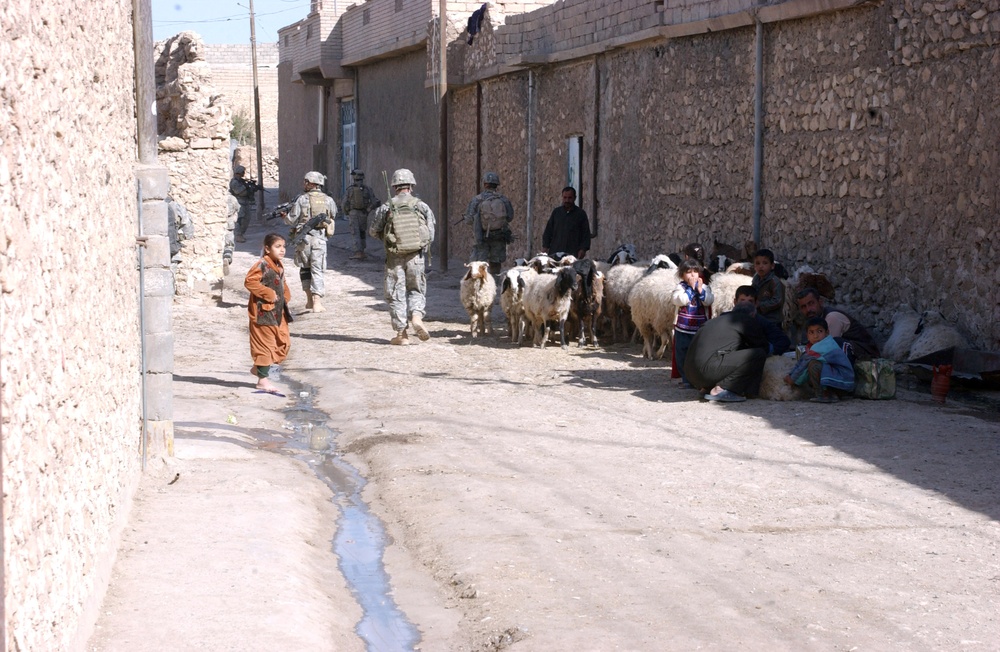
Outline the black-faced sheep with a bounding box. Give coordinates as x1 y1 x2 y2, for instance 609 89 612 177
499 266 536 345
907 310 971 360
606 244 638 266
522 266 578 349
460 261 497 339
566 259 604 347
881 304 921 362
628 266 680 360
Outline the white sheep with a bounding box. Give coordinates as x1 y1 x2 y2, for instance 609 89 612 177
460 261 497 339
603 263 646 343
758 355 806 401
499 266 536 345
708 271 753 317
627 266 680 359
881 303 921 362
907 310 971 360
522 266 578 349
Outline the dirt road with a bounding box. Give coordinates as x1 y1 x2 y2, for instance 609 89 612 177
95 220 1000 651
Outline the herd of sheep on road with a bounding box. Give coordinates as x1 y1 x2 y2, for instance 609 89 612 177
458 242 971 400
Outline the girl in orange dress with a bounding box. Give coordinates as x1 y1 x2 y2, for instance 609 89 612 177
244 233 292 392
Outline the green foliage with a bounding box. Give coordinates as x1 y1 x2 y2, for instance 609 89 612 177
230 107 256 145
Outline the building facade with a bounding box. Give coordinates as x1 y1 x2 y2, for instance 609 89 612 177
278 0 1000 350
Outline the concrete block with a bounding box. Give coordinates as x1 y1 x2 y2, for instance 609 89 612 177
141 200 169 237
143 234 171 267
145 372 174 421
137 165 171 201
144 268 176 298
142 295 174 334
145 331 174 374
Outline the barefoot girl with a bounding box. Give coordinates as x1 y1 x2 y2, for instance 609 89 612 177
244 233 292 392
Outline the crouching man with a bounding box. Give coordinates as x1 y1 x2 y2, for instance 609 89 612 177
684 302 769 402
369 169 436 345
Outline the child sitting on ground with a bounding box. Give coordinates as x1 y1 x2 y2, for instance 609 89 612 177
671 259 714 389
244 233 293 393
751 248 784 325
784 317 855 402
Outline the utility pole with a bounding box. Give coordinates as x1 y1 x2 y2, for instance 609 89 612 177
438 0 449 271
249 0 266 221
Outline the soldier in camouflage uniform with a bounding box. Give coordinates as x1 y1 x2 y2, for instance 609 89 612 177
284 171 337 313
340 168 380 260
369 169 436 345
229 165 255 243
462 171 514 276
167 195 194 275
223 193 239 274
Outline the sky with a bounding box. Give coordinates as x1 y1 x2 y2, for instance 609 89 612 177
151 0 314 44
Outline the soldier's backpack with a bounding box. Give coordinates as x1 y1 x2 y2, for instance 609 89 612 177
479 195 508 234
348 185 367 211
384 196 431 255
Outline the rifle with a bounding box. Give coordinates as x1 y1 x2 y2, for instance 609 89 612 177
290 212 329 246
267 202 292 221
245 178 262 194
381 171 398 248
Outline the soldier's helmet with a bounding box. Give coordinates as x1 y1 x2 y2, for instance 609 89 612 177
234 165 246 175
391 168 417 187
304 171 326 185
351 168 364 178
483 171 500 186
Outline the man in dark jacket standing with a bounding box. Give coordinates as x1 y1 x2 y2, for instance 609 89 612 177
684 303 769 402
542 187 590 259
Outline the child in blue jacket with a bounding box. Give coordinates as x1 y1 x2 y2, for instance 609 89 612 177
784 317 855 403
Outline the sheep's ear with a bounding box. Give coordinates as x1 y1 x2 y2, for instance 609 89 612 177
464 262 472 268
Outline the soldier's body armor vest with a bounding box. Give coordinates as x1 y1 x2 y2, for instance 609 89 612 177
384 196 430 255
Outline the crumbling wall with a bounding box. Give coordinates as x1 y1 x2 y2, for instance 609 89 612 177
0 1 143 649
155 31 233 296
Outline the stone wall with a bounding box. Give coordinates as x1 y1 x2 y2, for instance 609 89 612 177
155 32 233 297
0 1 143 649
441 0 1000 350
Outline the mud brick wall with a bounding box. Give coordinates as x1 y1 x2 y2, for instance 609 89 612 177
480 73 532 259
0 1 143 649
598 33 756 260
447 86 480 262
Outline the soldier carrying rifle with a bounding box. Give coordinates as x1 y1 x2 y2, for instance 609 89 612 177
229 164 260 243
283 171 337 313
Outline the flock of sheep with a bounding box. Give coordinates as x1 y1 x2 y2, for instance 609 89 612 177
459 243 971 398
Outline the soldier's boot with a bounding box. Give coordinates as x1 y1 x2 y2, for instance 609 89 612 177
304 290 314 311
390 329 410 346
350 251 365 260
488 262 501 276
410 313 430 341
235 233 247 243
311 294 326 313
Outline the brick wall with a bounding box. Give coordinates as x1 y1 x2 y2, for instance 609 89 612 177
341 0 433 64
1 1 144 649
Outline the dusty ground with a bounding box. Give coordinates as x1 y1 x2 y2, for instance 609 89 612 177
93 215 1000 651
